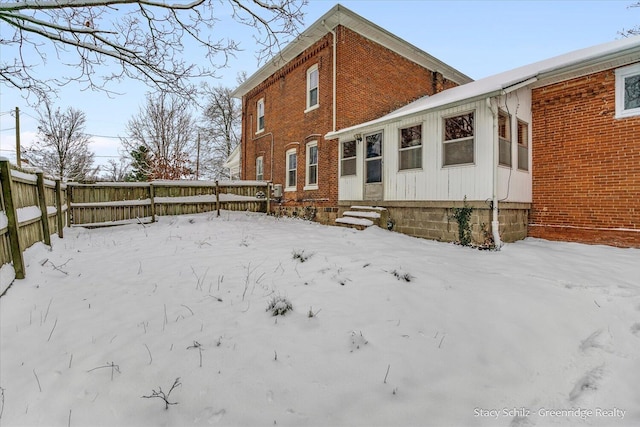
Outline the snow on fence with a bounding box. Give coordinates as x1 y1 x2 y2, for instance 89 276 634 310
67 180 270 227
0 159 68 287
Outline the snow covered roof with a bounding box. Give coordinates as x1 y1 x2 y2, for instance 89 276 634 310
223 144 240 169
326 35 640 139
232 4 472 98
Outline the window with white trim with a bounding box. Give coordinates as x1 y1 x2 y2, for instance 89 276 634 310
517 120 529 171
285 148 297 190
399 124 422 170
341 140 356 176
256 156 263 180
305 142 318 189
616 63 640 118
498 110 512 167
306 65 319 111
256 98 265 132
443 112 474 166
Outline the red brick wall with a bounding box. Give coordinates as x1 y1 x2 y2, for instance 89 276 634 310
530 67 640 248
240 26 456 215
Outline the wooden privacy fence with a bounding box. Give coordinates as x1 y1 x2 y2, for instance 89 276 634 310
67 180 270 227
0 159 68 283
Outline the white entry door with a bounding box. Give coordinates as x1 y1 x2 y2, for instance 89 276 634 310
364 131 383 200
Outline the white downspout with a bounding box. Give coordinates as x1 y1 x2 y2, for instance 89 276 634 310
322 20 337 132
486 97 503 249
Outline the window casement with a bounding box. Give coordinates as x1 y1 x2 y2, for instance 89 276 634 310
256 156 264 181
341 140 356 176
399 124 422 170
306 64 319 112
256 98 265 133
285 148 297 191
498 110 512 167
305 142 318 190
517 120 529 171
443 111 474 166
615 63 640 119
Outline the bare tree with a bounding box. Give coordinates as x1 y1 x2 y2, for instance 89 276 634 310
0 0 306 101
621 2 640 36
101 157 131 181
22 103 97 181
198 83 241 179
122 92 195 180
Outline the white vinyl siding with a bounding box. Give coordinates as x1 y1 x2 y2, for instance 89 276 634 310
338 91 532 204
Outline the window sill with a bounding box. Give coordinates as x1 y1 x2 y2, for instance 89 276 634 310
255 129 264 135
498 163 512 169
304 104 319 114
303 185 318 191
615 109 640 119
285 187 296 192
398 168 423 173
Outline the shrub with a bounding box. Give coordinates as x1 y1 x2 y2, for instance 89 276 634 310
266 295 293 316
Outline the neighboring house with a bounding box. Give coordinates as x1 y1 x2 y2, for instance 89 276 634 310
222 144 241 180
232 4 471 222
326 36 640 247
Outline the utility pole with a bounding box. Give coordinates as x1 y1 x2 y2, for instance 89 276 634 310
15 107 21 167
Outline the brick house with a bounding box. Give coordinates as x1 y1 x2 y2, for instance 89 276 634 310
232 4 471 223
327 36 640 248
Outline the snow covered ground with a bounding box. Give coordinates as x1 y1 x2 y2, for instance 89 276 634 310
1 211 639 427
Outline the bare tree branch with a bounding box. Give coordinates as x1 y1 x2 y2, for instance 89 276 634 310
0 0 306 101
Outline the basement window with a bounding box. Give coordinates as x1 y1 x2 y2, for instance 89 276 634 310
616 63 640 119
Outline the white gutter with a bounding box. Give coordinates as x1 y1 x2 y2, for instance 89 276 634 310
486 97 503 249
323 20 337 133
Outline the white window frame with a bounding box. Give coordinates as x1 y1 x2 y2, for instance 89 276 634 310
256 98 265 133
285 148 297 191
498 110 512 168
517 120 529 172
256 156 264 181
398 124 423 171
305 64 319 112
615 63 640 119
304 141 318 190
442 111 475 167
341 140 357 177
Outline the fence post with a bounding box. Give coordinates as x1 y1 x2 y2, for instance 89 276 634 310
55 179 64 238
215 180 220 217
266 182 271 214
0 159 25 279
36 172 51 246
149 183 156 223
66 184 72 226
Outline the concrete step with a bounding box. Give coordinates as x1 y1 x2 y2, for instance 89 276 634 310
334 206 388 230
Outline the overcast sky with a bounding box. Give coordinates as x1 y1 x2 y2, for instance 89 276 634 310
1 0 638 172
